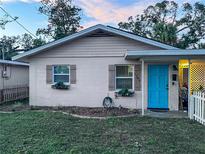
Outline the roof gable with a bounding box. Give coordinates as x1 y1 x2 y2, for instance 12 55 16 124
12 24 178 61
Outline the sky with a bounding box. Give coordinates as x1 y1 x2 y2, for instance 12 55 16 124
0 0 204 37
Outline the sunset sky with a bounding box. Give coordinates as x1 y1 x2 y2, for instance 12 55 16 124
0 0 203 37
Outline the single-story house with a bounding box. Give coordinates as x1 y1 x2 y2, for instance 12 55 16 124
0 60 29 89
12 24 205 114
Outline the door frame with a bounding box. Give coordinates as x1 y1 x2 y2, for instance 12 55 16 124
147 64 169 110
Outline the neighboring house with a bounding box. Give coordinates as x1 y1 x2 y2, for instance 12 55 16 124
0 60 29 89
12 24 205 112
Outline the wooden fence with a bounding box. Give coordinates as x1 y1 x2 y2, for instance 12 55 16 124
0 86 29 104
190 91 205 125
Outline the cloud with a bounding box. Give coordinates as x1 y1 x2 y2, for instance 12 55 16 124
76 0 204 28
75 0 157 28
1 0 40 3
1 0 203 29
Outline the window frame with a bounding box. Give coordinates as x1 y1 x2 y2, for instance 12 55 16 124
52 65 70 84
115 65 134 91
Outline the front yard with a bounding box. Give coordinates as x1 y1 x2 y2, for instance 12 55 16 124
0 111 205 154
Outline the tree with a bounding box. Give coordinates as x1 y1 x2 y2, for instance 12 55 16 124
0 2 18 29
118 1 205 49
0 12 18 30
32 37 46 48
0 34 46 60
0 36 20 60
20 33 34 50
0 14 17 29
37 0 81 40
198 43 205 49
0 1 46 59
20 33 46 51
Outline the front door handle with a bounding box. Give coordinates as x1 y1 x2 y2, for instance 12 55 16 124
166 85 169 90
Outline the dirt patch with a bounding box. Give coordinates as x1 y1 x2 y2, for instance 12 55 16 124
31 106 140 117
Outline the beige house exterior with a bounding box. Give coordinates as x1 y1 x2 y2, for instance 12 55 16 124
0 60 29 89
13 25 205 112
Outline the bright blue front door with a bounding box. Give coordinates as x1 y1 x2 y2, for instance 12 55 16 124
148 65 169 109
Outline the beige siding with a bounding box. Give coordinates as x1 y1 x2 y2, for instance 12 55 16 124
33 36 162 58
0 64 29 89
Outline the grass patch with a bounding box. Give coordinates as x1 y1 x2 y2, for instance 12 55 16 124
0 98 29 112
0 111 205 154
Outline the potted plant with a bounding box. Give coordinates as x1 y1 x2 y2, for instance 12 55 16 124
51 81 70 90
117 88 134 97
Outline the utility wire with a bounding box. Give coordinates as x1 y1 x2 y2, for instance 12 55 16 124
0 6 38 39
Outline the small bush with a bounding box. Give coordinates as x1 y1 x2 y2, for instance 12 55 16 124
118 88 134 97
51 82 70 90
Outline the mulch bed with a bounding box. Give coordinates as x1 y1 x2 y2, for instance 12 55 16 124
0 100 139 117
65 107 139 117
32 106 140 117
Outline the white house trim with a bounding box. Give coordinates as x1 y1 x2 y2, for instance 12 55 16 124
0 60 29 66
125 49 205 59
12 24 178 61
141 59 145 116
115 65 134 91
188 60 191 117
52 65 70 85
32 54 125 58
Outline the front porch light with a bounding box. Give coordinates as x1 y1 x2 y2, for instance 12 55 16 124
179 60 189 68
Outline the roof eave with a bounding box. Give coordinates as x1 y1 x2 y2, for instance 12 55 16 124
125 50 205 59
0 60 29 66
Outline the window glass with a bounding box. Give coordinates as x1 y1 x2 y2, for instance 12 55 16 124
53 65 70 83
116 65 133 77
54 65 69 74
116 65 133 90
116 78 132 89
54 75 69 83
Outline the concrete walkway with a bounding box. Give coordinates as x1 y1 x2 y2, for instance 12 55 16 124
145 110 188 118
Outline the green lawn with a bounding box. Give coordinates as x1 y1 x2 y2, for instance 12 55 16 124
0 111 205 154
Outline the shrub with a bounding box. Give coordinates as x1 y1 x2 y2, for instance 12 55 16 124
51 82 69 90
118 88 134 97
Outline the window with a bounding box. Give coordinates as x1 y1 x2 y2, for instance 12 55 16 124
116 65 134 90
53 65 70 84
